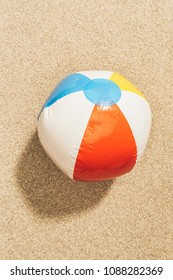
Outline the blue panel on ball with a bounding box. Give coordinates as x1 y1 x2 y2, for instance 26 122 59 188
84 78 121 106
38 73 90 119
44 73 90 108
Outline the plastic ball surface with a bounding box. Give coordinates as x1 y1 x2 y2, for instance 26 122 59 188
37 71 152 181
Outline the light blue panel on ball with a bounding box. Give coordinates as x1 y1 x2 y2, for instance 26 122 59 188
43 73 90 108
38 73 90 119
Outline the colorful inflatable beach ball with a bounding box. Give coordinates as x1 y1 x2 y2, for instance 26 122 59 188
37 71 152 181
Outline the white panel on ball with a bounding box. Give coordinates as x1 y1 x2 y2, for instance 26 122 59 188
38 91 95 178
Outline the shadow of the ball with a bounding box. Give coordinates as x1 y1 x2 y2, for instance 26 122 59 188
15 131 113 219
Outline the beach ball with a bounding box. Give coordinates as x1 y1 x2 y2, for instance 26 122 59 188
37 71 152 181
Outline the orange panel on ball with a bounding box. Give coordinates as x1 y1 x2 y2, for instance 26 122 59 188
73 104 137 181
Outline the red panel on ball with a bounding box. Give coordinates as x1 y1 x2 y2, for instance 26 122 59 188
73 104 137 181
